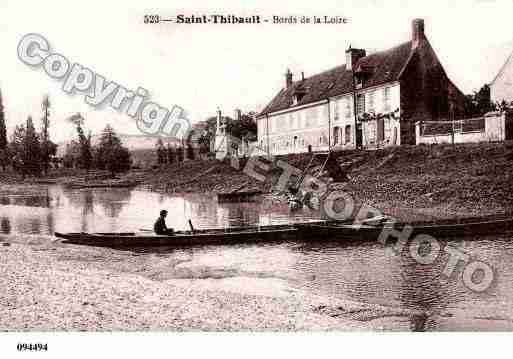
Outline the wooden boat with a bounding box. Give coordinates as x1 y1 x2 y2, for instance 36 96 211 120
297 216 513 241
54 223 311 248
54 216 513 248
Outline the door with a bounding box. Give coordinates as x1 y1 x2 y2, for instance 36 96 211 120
377 118 384 143
356 123 363 148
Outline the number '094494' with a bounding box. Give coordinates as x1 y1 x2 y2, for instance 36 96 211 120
17 343 48 351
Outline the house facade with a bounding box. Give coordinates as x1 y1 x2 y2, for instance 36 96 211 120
491 48 513 104
256 19 466 155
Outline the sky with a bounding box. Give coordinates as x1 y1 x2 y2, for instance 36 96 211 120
0 0 512 143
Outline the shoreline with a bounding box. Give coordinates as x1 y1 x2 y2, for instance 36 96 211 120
0 234 424 331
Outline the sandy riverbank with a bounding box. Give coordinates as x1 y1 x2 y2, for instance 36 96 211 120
0 234 428 331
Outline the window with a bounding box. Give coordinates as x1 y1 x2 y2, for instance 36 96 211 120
305 108 317 128
345 98 351 118
333 101 339 121
345 125 351 144
383 87 391 111
377 118 384 142
368 91 376 112
384 118 391 139
356 94 365 115
367 122 376 144
333 126 340 145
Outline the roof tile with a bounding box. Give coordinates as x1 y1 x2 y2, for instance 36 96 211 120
259 41 413 116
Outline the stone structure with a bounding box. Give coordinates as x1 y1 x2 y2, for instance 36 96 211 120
415 111 513 145
214 108 229 159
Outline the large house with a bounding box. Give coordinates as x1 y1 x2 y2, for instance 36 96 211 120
256 19 466 155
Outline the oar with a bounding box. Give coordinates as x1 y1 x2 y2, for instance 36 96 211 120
139 228 154 232
188 219 195 233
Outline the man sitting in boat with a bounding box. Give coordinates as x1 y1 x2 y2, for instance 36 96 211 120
154 210 174 235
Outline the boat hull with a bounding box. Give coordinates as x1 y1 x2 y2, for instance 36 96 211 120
54 224 302 248
54 217 513 248
298 217 513 241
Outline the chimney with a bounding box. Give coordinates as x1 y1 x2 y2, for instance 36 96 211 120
285 68 293 88
345 46 366 71
301 71 305 81
412 18 425 48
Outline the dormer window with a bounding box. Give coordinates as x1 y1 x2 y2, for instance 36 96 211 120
354 65 374 88
355 75 364 89
293 93 305 105
292 86 307 105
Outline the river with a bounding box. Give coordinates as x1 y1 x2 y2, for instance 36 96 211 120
1 184 513 330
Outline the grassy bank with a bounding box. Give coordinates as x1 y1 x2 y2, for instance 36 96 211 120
139 141 513 221
1 141 511 221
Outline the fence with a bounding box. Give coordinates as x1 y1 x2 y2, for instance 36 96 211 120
415 113 510 145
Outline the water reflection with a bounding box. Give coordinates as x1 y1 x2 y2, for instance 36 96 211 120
94 189 132 218
2 184 512 330
0 216 11 234
0 184 320 235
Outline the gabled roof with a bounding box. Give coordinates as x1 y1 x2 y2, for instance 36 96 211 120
491 46 513 86
258 41 413 117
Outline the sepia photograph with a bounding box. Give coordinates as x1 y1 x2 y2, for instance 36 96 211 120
1 0 513 357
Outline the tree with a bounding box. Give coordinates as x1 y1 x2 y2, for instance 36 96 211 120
66 113 92 170
177 146 184 162
40 95 51 175
155 138 166 165
93 125 131 176
63 141 80 168
198 131 212 156
0 90 7 171
166 143 174 164
9 124 25 173
186 143 194 160
464 84 496 117
23 116 41 176
77 125 92 170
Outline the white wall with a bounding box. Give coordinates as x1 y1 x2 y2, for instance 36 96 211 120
485 112 506 141
415 115 506 144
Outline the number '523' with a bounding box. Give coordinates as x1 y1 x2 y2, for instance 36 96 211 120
144 15 160 24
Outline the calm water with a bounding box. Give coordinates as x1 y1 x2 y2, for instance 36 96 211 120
2 184 513 330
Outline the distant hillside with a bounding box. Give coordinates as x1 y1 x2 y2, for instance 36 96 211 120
130 148 158 168
56 134 182 158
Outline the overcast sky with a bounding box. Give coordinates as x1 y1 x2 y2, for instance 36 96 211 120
1 0 512 142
